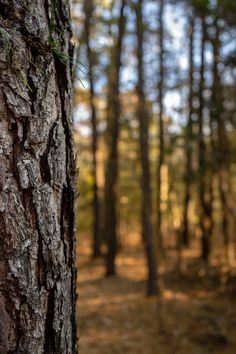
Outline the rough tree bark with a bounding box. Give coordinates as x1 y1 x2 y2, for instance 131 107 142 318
0 1 77 353
83 0 101 258
136 0 159 296
104 0 126 276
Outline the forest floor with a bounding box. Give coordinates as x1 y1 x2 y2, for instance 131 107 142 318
76 236 236 354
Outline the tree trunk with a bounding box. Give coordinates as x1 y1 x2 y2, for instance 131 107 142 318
0 1 77 353
156 0 164 254
198 15 213 261
136 0 159 296
211 15 230 262
83 0 101 258
182 17 194 246
104 0 126 276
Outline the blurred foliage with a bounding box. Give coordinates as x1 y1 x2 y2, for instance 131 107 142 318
73 0 236 263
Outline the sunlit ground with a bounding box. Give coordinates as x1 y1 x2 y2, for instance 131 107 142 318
76 235 236 354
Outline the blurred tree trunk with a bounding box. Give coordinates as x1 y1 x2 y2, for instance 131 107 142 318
104 0 126 276
211 16 230 262
83 0 101 258
136 0 159 296
156 0 164 254
0 1 77 353
182 17 194 246
198 15 213 261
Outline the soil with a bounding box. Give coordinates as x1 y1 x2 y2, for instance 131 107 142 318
77 237 236 354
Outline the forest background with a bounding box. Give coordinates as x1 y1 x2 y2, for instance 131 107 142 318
72 0 236 353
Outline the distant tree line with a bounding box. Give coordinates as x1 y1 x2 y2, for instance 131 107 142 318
74 0 236 295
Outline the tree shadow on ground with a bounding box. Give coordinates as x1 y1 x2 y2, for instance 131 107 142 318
77 245 236 354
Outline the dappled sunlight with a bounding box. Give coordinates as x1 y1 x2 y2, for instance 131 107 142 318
163 289 189 302
77 236 236 354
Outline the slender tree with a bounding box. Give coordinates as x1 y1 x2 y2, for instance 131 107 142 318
83 0 101 258
0 1 77 352
211 12 230 262
182 15 195 246
104 0 127 276
198 13 213 261
136 0 159 295
156 0 165 253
